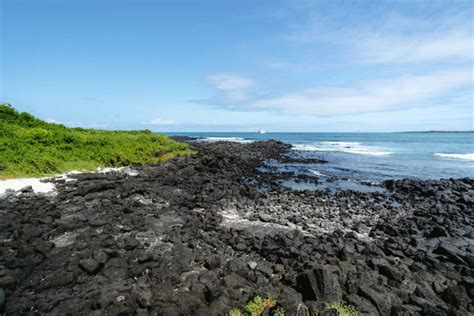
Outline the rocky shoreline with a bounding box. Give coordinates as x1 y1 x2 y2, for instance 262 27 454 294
0 140 473 315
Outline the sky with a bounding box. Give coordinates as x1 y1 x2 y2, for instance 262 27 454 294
1 0 473 132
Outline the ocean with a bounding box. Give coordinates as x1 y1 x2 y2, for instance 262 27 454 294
169 132 473 191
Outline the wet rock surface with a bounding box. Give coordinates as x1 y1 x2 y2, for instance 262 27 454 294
0 140 473 315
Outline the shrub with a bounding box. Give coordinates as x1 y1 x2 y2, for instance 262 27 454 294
0 104 193 178
245 296 267 316
228 296 283 316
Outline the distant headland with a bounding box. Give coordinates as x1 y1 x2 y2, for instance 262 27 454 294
399 130 473 133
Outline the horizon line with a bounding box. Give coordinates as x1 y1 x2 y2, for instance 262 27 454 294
160 130 474 134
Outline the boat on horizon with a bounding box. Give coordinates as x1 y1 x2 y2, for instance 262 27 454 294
258 129 266 134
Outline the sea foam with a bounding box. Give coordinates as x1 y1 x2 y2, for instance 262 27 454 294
434 153 474 161
309 169 327 177
203 137 253 143
292 142 392 156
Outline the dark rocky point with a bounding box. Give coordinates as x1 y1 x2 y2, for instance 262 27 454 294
0 140 472 315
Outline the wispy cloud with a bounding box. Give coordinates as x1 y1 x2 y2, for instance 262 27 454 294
205 73 254 102
193 2 473 129
206 68 471 116
141 118 176 126
45 118 61 124
356 32 473 64
284 5 473 65
45 118 108 129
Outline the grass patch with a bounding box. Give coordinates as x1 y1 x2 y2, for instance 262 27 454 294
228 298 357 316
0 104 193 178
229 296 283 316
325 301 357 316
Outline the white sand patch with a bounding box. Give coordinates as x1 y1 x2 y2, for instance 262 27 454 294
97 166 139 176
0 166 139 196
0 178 56 195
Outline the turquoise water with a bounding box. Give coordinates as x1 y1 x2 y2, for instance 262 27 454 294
169 132 473 181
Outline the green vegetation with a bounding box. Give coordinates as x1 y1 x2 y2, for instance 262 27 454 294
325 301 357 316
245 296 276 316
228 298 357 316
228 309 243 316
0 104 192 178
228 296 282 316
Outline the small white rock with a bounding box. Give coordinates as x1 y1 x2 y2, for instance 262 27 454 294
248 261 258 270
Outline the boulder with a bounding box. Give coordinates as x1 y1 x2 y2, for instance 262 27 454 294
79 258 101 274
358 285 401 316
297 267 342 302
0 288 5 313
345 294 380 316
441 285 471 310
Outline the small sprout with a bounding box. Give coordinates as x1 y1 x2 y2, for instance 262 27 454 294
245 296 267 316
265 297 278 309
229 296 282 316
228 308 242 316
325 301 357 316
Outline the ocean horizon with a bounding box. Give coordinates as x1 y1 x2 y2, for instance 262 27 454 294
168 132 474 183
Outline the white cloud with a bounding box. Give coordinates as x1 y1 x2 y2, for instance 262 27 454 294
206 73 254 102
196 6 473 123
284 7 473 65
247 68 472 116
142 118 176 126
45 118 61 124
357 32 473 64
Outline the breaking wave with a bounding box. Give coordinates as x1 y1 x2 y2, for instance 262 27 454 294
434 153 474 161
202 137 253 143
292 141 392 156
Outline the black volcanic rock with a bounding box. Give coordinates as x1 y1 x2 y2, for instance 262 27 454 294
0 140 472 315
79 258 101 274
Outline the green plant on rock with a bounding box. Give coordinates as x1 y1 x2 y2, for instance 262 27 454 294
228 308 242 316
229 296 282 316
325 301 357 316
245 296 267 316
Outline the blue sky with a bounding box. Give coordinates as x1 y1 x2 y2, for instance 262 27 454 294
1 0 473 132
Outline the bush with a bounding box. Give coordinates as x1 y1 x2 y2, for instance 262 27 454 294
228 296 283 316
0 104 192 178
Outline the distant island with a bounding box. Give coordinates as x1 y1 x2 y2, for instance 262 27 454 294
399 130 473 133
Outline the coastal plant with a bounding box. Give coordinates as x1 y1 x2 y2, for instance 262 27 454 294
228 308 242 316
245 296 267 316
229 296 282 316
265 297 278 309
0 104 193 178
325 301 357 316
